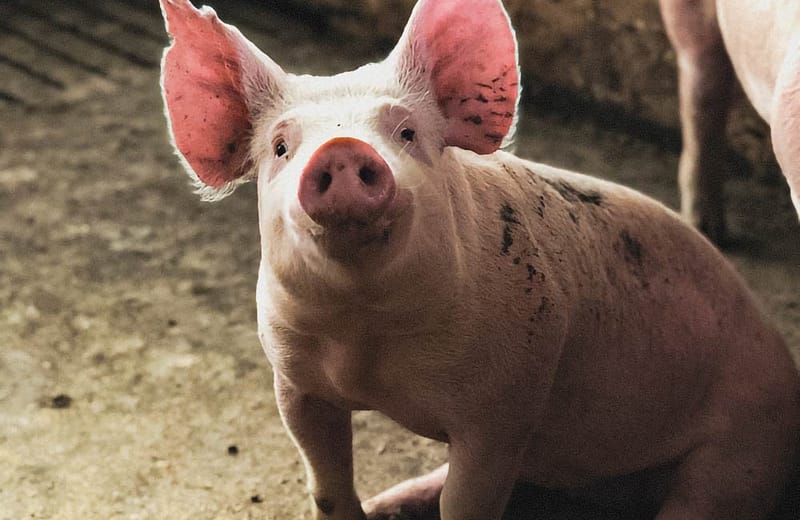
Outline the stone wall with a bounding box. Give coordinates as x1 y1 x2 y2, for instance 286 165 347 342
272 0 776 176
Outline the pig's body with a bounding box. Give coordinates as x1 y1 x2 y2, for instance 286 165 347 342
261 148 800 518
160 0 800 518
660 0 800 242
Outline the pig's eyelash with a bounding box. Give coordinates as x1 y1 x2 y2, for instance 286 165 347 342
399 139 414 158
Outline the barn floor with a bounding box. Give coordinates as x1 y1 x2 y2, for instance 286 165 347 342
1 1 799 519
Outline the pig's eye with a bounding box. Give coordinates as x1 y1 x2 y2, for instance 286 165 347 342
400 128 416 142
275 141 288 158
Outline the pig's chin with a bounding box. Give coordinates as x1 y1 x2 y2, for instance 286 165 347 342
298 190 412 267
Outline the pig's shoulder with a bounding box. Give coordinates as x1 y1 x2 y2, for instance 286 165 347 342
486 152 673 217
457 150 698 245
486 153 716 252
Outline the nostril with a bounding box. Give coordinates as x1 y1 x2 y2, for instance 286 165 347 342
318 172 332 193
358 166 377 186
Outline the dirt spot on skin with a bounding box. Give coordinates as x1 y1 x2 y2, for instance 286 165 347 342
620 230 644 267
544 178 604 206
502 227 514 255
535 195 546 218
501 204 520 225
500 203 520 256
536 296 553 317
619 230 650 288
526 264 537 282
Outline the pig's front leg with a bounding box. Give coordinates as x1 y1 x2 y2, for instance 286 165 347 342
274 373 365 520
438 432 529 520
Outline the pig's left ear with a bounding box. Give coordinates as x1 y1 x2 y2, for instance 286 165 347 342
390 0 520 154
160 0 287 199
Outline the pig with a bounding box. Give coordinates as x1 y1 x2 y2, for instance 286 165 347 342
659 0 800 242
159 0 800 518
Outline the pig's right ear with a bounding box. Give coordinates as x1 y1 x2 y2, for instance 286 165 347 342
160 0 287 200
389 0 520 155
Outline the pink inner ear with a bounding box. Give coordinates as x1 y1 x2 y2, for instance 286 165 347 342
161 0 253 189
413 0 519 154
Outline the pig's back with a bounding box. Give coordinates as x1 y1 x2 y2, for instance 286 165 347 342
512 156 779 366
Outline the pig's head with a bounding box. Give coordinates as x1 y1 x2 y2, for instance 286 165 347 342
160 0 519 290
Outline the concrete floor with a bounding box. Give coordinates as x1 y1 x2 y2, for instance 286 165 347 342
1 1 799 519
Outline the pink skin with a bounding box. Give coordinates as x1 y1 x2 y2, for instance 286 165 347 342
161 1 800 519
659 0 800 242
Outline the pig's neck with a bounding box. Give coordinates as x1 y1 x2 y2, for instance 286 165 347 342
257 165 474 410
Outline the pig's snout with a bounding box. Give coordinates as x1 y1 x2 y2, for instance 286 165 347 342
299 138 396 226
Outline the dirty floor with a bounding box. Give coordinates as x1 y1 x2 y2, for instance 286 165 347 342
1 1 798 519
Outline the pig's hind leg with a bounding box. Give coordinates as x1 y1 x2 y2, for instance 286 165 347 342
362 464 447 520
659 0 736 243
654 401 799 519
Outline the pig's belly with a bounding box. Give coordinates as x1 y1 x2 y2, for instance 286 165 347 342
718 0 800 122
518 417 694 489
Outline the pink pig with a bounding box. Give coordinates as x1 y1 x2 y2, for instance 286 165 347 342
159 1 800 518
660 0 800 242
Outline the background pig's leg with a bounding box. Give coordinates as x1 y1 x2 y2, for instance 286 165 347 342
659 0 735 243
362 464 447 519
274 374 364 520
772 40 800 219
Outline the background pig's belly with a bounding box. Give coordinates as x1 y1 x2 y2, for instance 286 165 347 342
717 0 800 122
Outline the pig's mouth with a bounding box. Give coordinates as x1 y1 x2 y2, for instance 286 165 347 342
304 189 413 264
310 221 393 258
